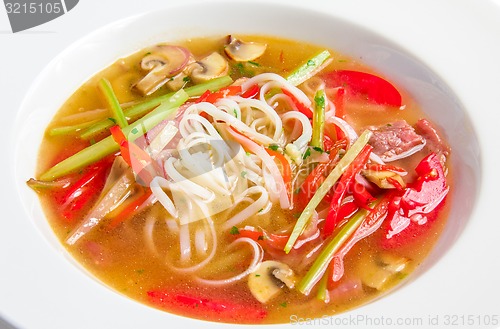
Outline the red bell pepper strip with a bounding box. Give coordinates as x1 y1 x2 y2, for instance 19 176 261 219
323 144 373 236
350 181 376 209
59 157 112 221
282 88 313 119
382 153 449 249
241 84 260 98
204 85 242 103
265 148 292 200
107 188 152 229
147 289 267 323
323 70 402 107
328 194 392 287
110 125 160 186
236 228 289 250
295 139 347 210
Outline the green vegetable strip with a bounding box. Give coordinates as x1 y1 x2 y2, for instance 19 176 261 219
298 208 369 295
98 78 128 128
284 129 373 253
316 270 330 301
311 89 326 148
48 120 99 136
286 50 331 86
81 76 233 139
39 89 189 181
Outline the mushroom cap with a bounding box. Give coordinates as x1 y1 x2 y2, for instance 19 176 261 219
135 45 191 95
224 36 267 62
189 52 229 84
248 260 296 303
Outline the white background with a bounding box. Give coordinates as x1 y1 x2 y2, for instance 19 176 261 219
1 1 500 328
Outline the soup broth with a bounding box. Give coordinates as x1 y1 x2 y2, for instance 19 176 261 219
29 35 451 324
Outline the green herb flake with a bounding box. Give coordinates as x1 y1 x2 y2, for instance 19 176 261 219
233 109 238 118
307 60 315 67
248 61 261 67
268 144 280 151
280 302 288 308
314 94 326 108
131 127 139 134
230 226 240 235
258 208 264 213
255 274 261 277
108 117 117 124
294 187 301 195
136 269 145 274
183 76 191 83
313 146 324 153
302 148 311 159
241 171 248 178
245 151 251 156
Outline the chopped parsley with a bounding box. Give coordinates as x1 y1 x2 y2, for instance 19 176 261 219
280 301 288 308
182 76 191 83
314 94 326 108
312 146 324 153
268 144 280 151
247 60 261 67
108 117 117 124
229 226 240 235
307 59 315 67
131 127 139 135
302 148 311 159
241 171 248 178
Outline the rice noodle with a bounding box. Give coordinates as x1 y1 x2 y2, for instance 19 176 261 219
195 237 263 286
221 186 269 230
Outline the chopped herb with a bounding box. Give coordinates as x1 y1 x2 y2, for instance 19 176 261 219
233 109 238 118
241 171 248 178
245 151 251 156
307 59 315 66
268 144 280 151
144 52 151 56
230 226 240 235
293 213 301 218
294 187 301 195
338 59 348 63
89 138 96 145
314 94 326 108
386 123 393 127
247 61 260 67
255 274 261 277
302 148 311 159
280 301 288 308
131 127 139 135
136 269 145 274
182 76 191 83
313 146 324 153
258 208 264 213
108 117 117 124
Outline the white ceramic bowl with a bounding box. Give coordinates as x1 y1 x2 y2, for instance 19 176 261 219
5 1 500 328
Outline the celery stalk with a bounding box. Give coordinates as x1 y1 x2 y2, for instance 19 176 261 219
298 208 369 295
48 120 99 136
39 89 189 181
80 76 233 139
311 89 326 148
284 130 373 253
98 78 128 128
286 50 331 86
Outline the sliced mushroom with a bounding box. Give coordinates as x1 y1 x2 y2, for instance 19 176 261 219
362 169 406 190
188 52 229 84
248 260 296 303
224 35 267 62
356 252 410 290
135 45 192 95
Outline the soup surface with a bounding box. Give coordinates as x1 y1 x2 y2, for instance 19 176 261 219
28 35 451 324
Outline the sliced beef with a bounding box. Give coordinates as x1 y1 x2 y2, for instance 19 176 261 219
415 119 450 158
367 120 425 162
